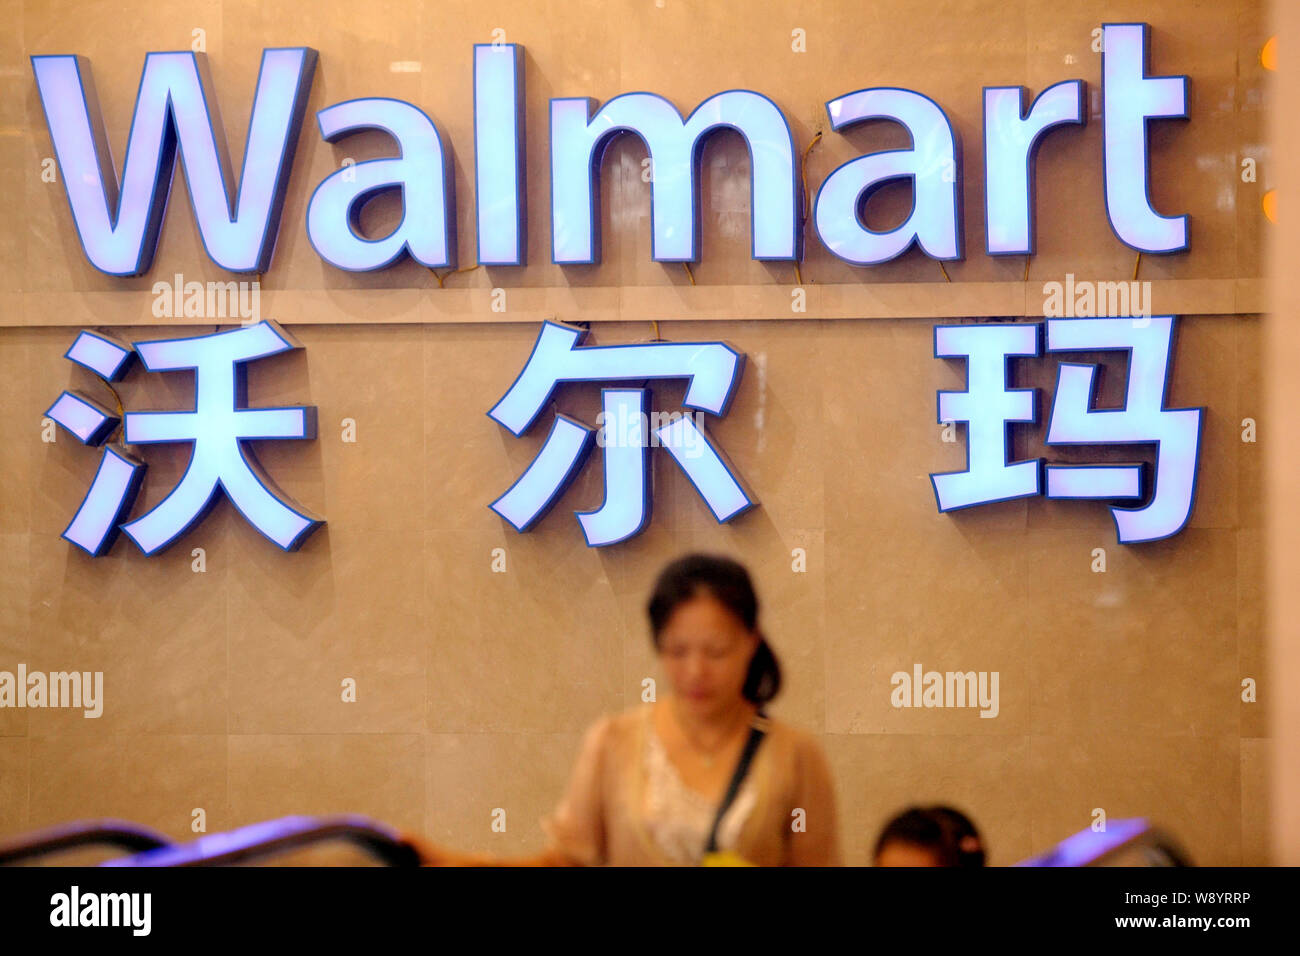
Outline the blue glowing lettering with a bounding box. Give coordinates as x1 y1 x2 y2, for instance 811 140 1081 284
489 321 754 545
31 25 1193 273
45 322 325 557
474 43 526 265
306 97 456 271
931 317 1202 544
1101 22 1190 253
815 88 962 265
930 323 1042 511
550 90 798 264
1044 316 1202 543
32 48 317 276
983 82 1086 256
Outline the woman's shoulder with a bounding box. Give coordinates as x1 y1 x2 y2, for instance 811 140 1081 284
581 704 649 751
757 712 830 761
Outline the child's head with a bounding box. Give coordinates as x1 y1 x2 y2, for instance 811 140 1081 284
873 805 986 867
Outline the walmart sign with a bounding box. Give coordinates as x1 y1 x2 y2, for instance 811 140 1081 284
32 23 1201 554
33 23 1187 277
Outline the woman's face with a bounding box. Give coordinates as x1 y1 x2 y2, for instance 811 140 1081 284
657 592 756 717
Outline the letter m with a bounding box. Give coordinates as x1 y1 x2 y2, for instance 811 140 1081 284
550 90 798 264
51 672 80 709
946 671 976 708
1097 280 1130 317
102 893 130 926
32 48 317 276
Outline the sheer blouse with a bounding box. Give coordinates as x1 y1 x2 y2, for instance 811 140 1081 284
540 704 842 866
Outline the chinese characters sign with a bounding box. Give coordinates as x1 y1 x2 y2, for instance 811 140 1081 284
46 322 321 556
931 317 1201 544
46 316 1201 554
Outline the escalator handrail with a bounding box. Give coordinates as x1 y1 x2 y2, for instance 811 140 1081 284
1015 818 1193 866
100 815 422 867
0 819 173 866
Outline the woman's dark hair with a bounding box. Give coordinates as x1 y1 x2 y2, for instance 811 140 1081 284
647 553 782 706
873 805 986 867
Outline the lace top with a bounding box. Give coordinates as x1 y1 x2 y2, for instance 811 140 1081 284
640 708 759 865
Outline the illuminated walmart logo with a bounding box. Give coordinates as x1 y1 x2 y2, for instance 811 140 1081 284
32 23 1188 279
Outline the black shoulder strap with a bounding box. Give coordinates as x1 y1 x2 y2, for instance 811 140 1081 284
704 713 769 855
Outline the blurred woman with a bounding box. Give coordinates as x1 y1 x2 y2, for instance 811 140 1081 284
416 553 841 866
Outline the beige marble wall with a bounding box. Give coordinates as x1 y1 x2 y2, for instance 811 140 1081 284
0 0 1272 865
